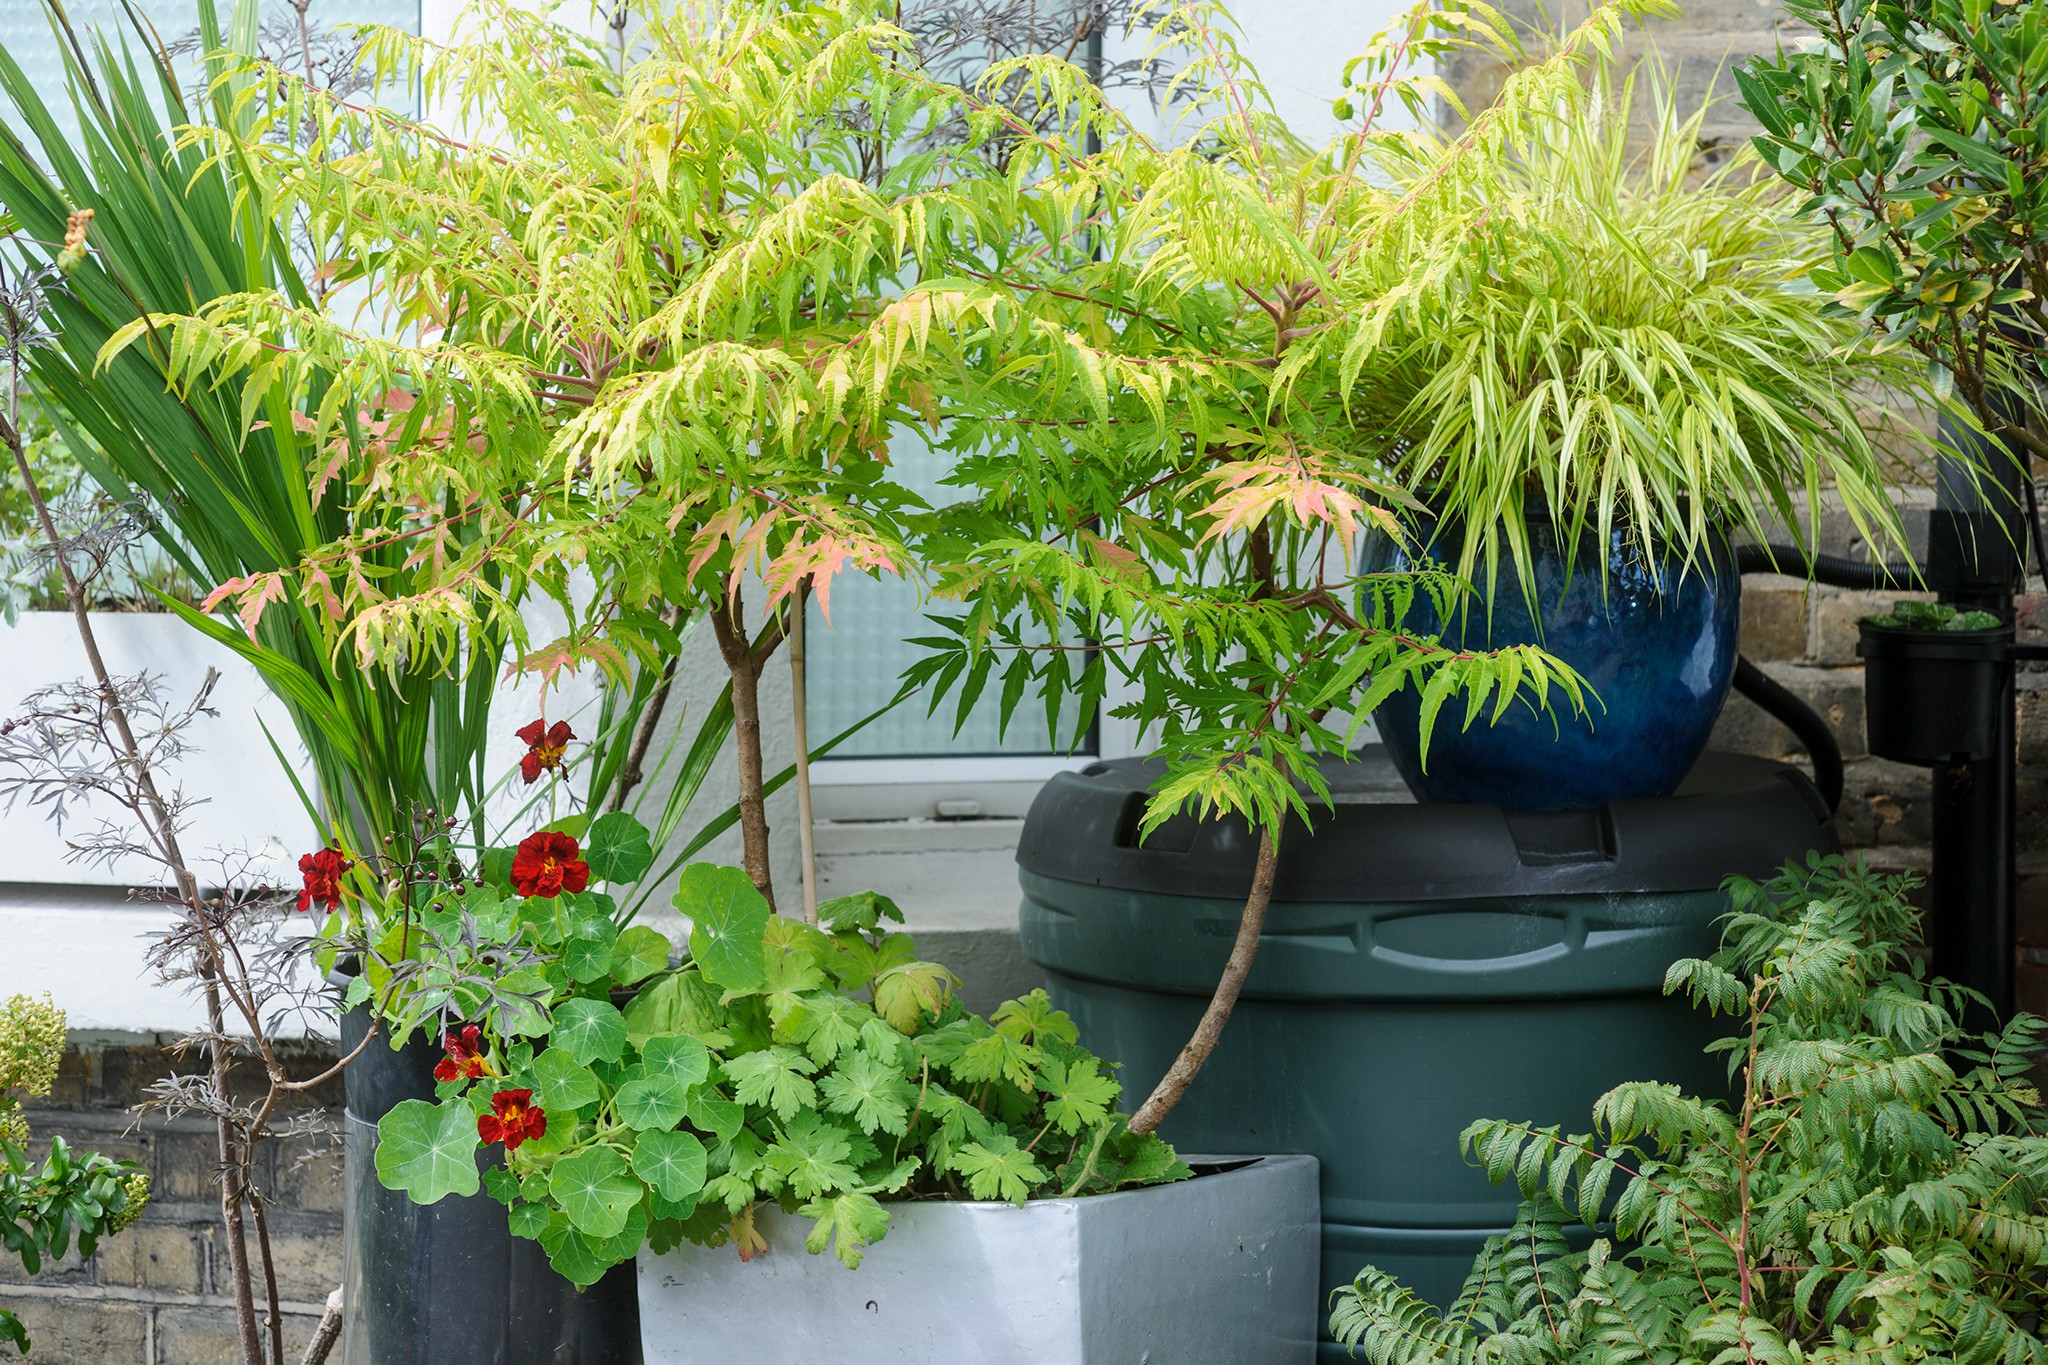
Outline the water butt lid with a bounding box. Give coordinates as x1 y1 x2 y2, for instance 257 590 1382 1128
1015 750 1837 903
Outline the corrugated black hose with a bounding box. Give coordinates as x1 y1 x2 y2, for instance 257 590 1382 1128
1726 543 1917 816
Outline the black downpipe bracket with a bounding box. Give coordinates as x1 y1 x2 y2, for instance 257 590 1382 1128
1924 407 2028 1023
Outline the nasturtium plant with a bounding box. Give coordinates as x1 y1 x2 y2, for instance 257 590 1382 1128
377 873 1189 1284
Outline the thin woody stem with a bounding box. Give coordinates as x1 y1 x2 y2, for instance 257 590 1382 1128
1 376 266 1365
1128 826 1280 1135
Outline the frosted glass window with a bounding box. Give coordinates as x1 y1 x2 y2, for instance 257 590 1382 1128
0 0 420 149
806 430 1092 758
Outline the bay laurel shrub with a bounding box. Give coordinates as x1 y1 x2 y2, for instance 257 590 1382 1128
1330 857 2048 1364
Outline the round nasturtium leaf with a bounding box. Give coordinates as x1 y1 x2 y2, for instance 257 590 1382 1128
548 1146 641 1240
615 1075 691 1131
374 1100 481 1205
674 864 769 990
637 1033 710 1091
564 915 620 985
586 811 654 884
532 1049 603 1113
610 926 672 986
550 998 628 1066
631 1130 708 1203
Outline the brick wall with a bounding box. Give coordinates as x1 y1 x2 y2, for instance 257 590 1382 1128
1 1034 343 1364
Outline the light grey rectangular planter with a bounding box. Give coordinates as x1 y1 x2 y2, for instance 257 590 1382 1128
637 1154 1320 1364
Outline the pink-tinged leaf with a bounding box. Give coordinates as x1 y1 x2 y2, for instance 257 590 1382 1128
201 575 253 616
304 567 346 623
204 571 289 639
514 635 631 688
1079 529 1145 583
309 441 351 505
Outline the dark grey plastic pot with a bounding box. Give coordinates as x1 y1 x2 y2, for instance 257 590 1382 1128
335 983 641 1365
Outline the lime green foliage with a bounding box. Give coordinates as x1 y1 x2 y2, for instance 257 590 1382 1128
1329 858 2048 1364
1865 600 2003 633
1339 63 1915 597
377 837 1188 1285
0 995 150 1353
0 0 510 856
910 2 1727 836
107 0 997 682
1739 0 2048 463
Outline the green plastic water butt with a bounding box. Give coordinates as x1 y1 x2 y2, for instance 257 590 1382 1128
1016 752 1835 1358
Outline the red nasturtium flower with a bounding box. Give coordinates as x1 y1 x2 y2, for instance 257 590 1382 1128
477 1088 546 1151
510 831 590 899
434 1025 488 1083
296 847 351 913
516 718 574 784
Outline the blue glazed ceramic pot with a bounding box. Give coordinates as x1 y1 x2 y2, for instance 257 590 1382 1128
1368 515 1742 811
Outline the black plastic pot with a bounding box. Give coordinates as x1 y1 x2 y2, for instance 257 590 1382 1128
335 981 641 1365
1856 621 2013 765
